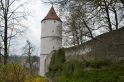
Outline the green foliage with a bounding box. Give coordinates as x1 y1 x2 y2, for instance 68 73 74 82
25 76 47 82
0 64 47 82
47 51 124 82
46 48 65 78
85 59 111 68
0 64 28 82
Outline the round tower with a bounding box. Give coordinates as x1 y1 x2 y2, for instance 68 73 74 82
40 6 62 76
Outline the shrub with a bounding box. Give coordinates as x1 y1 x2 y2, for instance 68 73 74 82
47 48 65 78
25 76 47 82
0 64 28 82
0 64 47 82
85 60 111 68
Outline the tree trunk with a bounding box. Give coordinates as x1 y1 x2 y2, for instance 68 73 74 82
28 41 32 75
113 7 118 30
104 0 113 31
83 19 94 39
4 15 8 64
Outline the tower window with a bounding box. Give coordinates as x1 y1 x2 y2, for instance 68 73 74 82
54 20 56 23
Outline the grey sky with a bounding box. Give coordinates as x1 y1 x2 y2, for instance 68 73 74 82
11 0 52 56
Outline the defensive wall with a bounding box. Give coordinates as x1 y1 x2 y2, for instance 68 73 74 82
65 27 124 62
45 27 124 76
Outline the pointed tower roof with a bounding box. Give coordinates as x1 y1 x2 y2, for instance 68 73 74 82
42 6 61 22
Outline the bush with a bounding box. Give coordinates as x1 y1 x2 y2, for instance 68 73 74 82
85 60 111 68
0 64 28 82
118 76 124 82
0 64 47 82
47 48 65 78
25 76 47 82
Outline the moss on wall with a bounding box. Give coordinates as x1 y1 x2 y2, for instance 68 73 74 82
46 49 124 82
46 48 65 79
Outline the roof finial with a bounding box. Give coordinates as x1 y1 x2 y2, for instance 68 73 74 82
50 1 54 7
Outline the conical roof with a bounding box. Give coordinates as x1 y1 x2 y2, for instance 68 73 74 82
42 6 61 22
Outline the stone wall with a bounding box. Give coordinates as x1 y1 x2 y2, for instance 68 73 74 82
45 28 124 76
65 28 124 62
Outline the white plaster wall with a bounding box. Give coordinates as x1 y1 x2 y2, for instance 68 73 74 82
39 55 47 76
41 20 62 55
41 38 62 54
41 20 62 37
40 20 62 76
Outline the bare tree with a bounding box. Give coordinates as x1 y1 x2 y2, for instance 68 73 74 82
45 0 124 46
0 42 2 63
0 0 28 64
120 0 124 5
23 40 35 75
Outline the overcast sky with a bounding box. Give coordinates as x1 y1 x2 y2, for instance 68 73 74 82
11 0 53 56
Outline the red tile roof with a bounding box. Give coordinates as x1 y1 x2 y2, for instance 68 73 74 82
42 6 61 22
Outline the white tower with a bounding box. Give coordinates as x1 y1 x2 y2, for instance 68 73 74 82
40 6 62 76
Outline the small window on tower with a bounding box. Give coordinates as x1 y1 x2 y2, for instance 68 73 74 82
52 30 54 32
53 46 54 49
54 20 56 23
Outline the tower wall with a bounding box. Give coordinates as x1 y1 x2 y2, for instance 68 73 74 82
40 20 62 76
41 20 62 54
